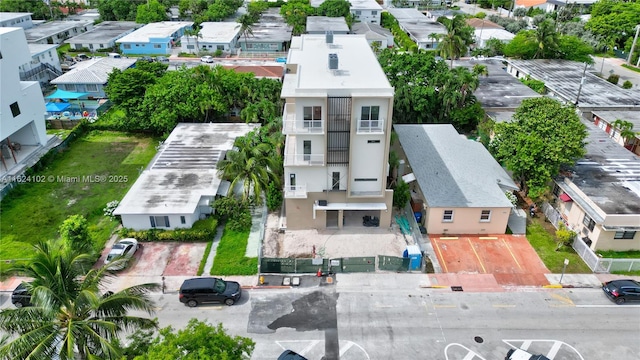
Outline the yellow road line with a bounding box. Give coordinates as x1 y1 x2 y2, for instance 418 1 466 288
432 238 449 273
434 304 457 308
468 238 486 273
551 293 575 306
439 237 459 240
479 237 498 240
502 238 522 270
492 304 516 308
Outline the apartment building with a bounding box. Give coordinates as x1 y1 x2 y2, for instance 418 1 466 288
281 34 394 230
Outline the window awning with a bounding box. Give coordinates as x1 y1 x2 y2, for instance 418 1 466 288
559 193 572 202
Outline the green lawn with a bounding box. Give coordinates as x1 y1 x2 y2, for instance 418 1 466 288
0 131 157 263
526 221 592 273
621 64 640 73
210 228 257 275
596 250 640 258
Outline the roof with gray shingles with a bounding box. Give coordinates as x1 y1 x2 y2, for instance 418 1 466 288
394 124 518 208
50 57 137 84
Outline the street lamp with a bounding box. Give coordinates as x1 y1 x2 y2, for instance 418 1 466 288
628 24 640 65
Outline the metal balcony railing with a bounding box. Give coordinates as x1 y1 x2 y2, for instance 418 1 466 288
284 184 307 198
284 153 325 166
282 103 324 134
356 118 385 134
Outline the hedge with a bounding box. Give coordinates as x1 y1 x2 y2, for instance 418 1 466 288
119 217 218 242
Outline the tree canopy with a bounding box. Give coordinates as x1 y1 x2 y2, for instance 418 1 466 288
432 14 475 68
104 64 283 135
489 97 587 199
132 319 255 360
97 0 145 21
377 49 484 131
136 0 169 24
585 0 640 57
0 0 63 20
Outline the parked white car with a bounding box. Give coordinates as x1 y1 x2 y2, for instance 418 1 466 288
200 55 214 63
104 238 138 270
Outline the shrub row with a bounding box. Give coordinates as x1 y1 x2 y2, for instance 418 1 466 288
119 218 218 242
381 12 417 52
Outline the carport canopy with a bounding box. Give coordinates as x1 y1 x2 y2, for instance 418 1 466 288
312 202 386 219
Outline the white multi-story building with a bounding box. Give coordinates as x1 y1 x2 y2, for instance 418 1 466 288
19 43 63 86
281 34 394 230
310 0 382 24
0 12 34 29
0 28 48 177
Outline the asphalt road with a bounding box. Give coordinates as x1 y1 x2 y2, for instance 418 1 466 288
109 285 640 360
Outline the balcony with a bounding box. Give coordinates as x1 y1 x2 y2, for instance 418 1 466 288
284 153 325 166
284 184 307 198
282 103 324 134
356 117 385 134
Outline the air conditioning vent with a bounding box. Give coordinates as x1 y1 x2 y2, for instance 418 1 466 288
328 53 338 70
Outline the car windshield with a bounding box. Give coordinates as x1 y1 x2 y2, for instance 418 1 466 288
112 244 125 250
214 279 227 293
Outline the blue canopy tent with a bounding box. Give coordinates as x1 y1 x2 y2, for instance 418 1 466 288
45 102 71 113
45 89 89 99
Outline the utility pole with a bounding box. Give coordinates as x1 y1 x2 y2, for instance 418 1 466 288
575 62 588 106
628 24 640 65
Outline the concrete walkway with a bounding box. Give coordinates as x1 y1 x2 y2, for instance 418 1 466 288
245 203 266 258
507 208 527 235
201 225 224 275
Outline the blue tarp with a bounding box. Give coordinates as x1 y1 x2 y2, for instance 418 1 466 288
45 89 89 99
46 102 71 112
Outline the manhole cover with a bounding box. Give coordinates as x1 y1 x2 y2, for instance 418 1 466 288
474 336 484 343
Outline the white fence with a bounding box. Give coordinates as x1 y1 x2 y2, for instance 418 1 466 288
542 202 640 273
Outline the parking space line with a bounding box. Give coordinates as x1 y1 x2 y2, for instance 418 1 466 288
467 239 486 273
547 341 563 359
434 304 457 308
432 238 449 273
492 304 516 308
501 238 522 270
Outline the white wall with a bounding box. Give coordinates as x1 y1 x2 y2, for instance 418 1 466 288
120 213 200 231
0 28 47 146
0 14 33 29
352 9 382 24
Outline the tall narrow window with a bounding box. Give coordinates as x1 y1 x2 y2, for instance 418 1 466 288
10 102 20 117
303 140 311 161
582 214 595 232
289 173 296 191
332 172 340 190
180 216 186 224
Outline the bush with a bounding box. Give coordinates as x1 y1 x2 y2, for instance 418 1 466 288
266 182 283 211
119 218 217 242
622 80 633 89
519 76 546 94
393 180 410 210
607 74 620 84
213 197 252 232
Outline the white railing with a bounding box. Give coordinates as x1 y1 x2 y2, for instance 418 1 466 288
284 184 307 198
282 103 324 134
356 118 385 134
284 153 325 166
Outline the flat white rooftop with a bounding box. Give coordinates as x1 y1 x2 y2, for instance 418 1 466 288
197 22 240 43
24 20 91 42
282 34 393 97
117 21 193 43
306 17 350 33
0 12 32 21
28 43 58 56
114 123 259 215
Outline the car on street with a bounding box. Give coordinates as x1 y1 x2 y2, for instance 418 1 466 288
11 283 31 308
278 350 308 360
76 53 90 61
602 279 640 304
179 277 241 307
156 56 169 63
200 55 214 63
505 348 550 360
104 238 139 270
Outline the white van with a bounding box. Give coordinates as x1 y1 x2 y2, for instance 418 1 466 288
108 53 122 58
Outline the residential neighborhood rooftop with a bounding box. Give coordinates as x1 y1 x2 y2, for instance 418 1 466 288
198 22 241 43
27 43 58 56
23 20 92 43
114 123 259 215
306 16 350 33
116 21 193 43
282 34 393 97
0 12 32 21
507 59 640 108
351 22 392 40
591 110 640 131
310 0 382 9
65 21 141 44
558 119 640 217
394 124 518 208
387 8 430 22
387 8 446 43
247 9 292 43
50 57 137 84
466 18 503 29
475 28 515 42
455 59 541 110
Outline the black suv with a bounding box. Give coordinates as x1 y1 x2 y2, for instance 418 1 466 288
11 283 31 308
179 278 241 307
602 279 640 304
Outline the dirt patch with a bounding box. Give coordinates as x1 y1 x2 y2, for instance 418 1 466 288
163 243 207 276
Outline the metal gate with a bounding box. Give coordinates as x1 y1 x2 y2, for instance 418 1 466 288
378 255 410 272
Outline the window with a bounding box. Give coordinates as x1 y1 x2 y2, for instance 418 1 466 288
150 216 170 228
10 102 20 117
180 216 186 224
582 214 595 232
443 210 454 222
360 106 380 130
355 10 361 15
89 44 93 49
86 84 98 92
100 44 104 48
354 178 377 181
217 45 224 50
154 44 161 49
187 44 194 49
367 140 380 143
332 172 340 190
552 184 561 197
372 11 378 15
303 140 311 161
614 231 636 240
0 51 2 59
65 84 76 91
303 106 322 128
124 44 131 49
480 210 491 222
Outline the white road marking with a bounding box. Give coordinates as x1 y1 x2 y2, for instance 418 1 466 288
502 339 586 360
546 341 563 359
443 343 487 360
576 304 640 308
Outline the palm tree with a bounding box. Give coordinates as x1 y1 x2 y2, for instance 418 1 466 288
217 132 281 202
612 119 639 147
434 14 474 68
533 20 559 59
183 27 202 54
0 241 159 360
237 14 255 52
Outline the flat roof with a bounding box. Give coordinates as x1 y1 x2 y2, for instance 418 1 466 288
475 28 515 41
591 110 640 131
117 21 193 43
24 20 92 42
486 111 516 123
282 34 393 97
306 16 350 33
454 59 541 109
387 8 446 43
51 57 137 84
28 43 58 56
114 123 259 215
0 12 32 21
395 124 518 208
197 22 241 43
311 0 382 9
246 10 292 43
558 119 640 217
351 22 392 40
66 21 141 43
507 59 640 108
466 18 503 29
